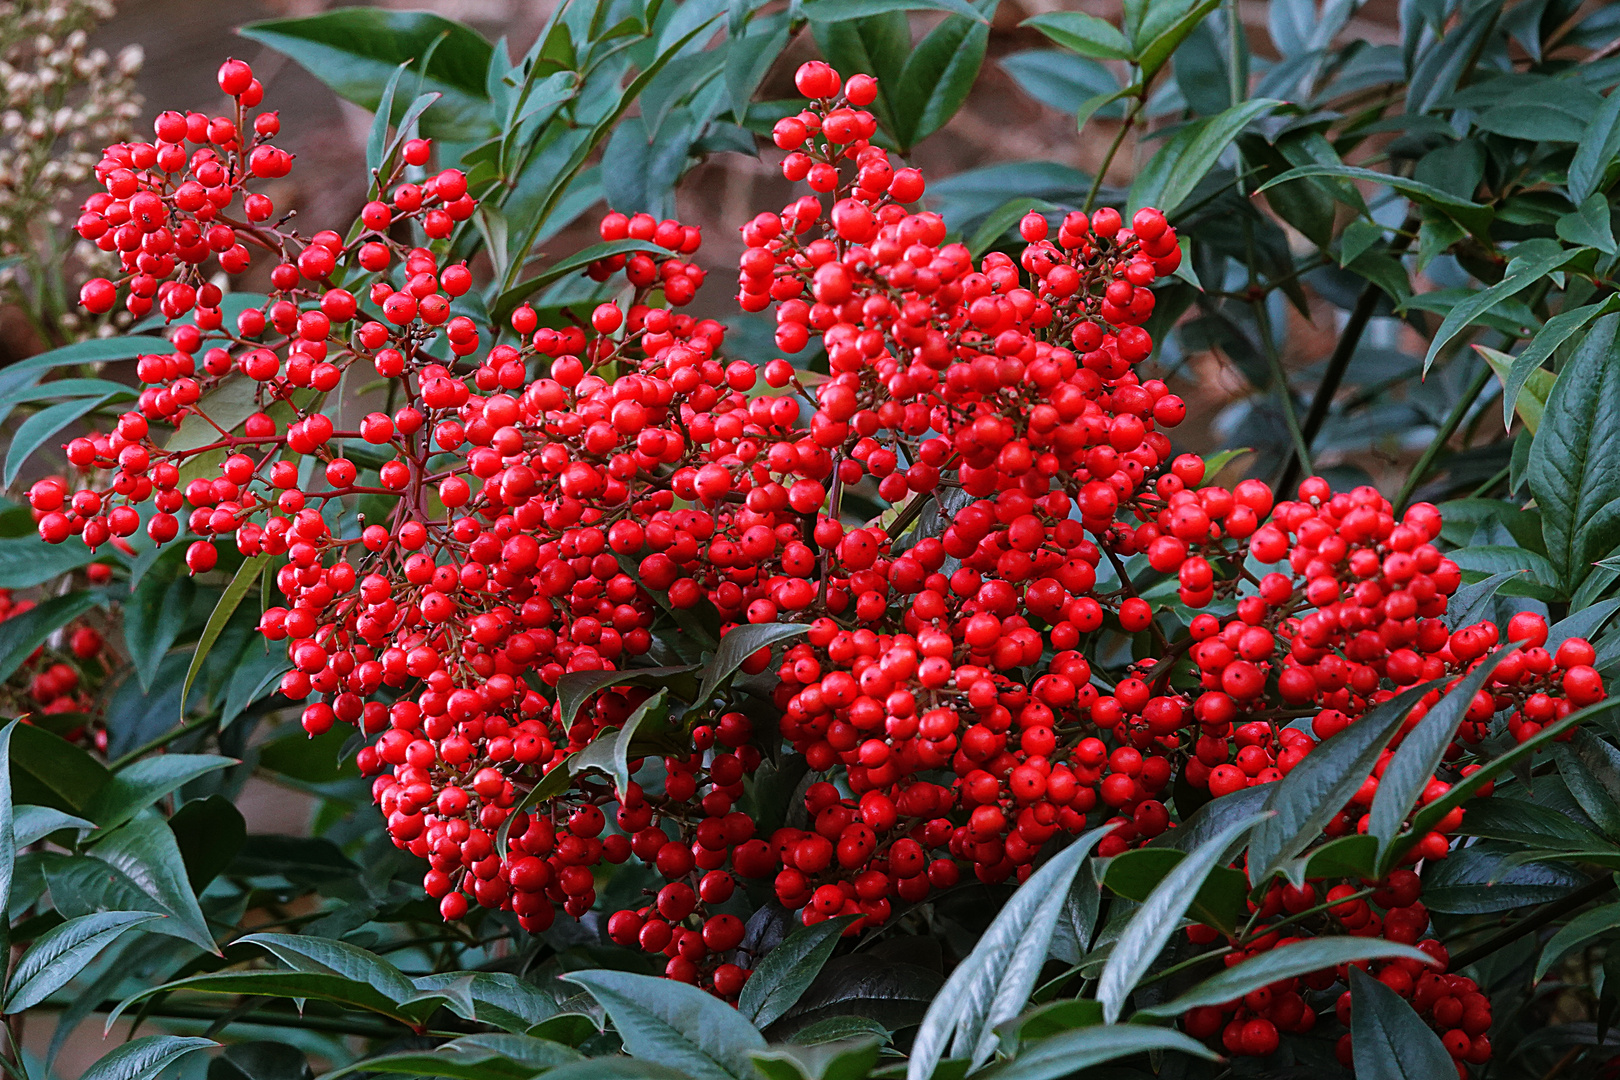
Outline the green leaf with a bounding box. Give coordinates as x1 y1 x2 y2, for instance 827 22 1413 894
168 794 244 890
238 932 418 1001
1256 164 1493 235
1536 900 1620 980
887 2 996 152
725 19 791 121
801 0 990 24
0 378 136 409
1137 936 1433 1017
1129 98 1282 219
80 1036 216 1080
1528 312 1620 590
491 239 666 324
181 553 268 717
7 721 109 813
1101 850 1247 933
3 393 111 487
908 825 1111 1078
555 664 699 730
1019 12 1132 60
123 542 196 691
87 754 234 831
695 622 810 706
3 910 162 1012
562 969 767 1080
976 1025 1217 1080
1554 729 1620 838
1559 191 1618 255
323 1034 580 1080
13 803 94 846
1248 682 1434 886
0 534 110 589
91 816 217 953
750 1037 883 1080
1134 0 1222 84
1571 87 1620 206
366 61 410 174
1349 966 1456 1079
111 970 416 1027
998 51 1120 117
1422 244 1581 374
1401 698 1620 853
1458 797 1612 850
1490 298 1620 429
0 721 14 944
239 10 494 140
0 591 97 684
1095 812 1265 1023
739 917 855 1031
1367 652 1509 870
589 688 668 798
163 374 263 457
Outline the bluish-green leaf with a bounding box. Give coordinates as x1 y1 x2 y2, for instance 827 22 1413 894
738 916 854 1030
563 969 766 1080
3 910 162 1012
80 1035 216 1080
1422 244 1581 373
1349 966 1455 1079
4 393 111 487
1571 86 1620 206
1495 297 1620 428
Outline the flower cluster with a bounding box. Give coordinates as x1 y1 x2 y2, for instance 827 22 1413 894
25 56 1605 1071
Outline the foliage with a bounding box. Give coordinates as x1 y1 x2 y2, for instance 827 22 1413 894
5 2 1620 1080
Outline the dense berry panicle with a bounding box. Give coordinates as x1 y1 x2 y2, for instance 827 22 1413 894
28 59 1602 1063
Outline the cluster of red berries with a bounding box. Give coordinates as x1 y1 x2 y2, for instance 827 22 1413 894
21 57 1605 1067
2 581 110 749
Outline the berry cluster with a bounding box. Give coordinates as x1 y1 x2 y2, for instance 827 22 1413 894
1 577 109 748
23 56 1607 1069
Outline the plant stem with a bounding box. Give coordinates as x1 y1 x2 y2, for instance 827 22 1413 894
1393 363 1494 514
1274 216 1419 497
109 715 217 771
1447 876 1617 971
1084 96 1143 213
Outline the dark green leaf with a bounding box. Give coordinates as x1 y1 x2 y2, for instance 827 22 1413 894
239 932 417 1001
1349 966 1457 1079
7 721 109 813
323 1034 579 1080
0 721 12 948
695 623 810 706
1536 900 1620 980
239 10 495 140
1137 937 1432 1017
0 534 109 589
1558 191 1617 254
3 393 111 487
1554 729 1620 838
802 0 989 24
1128 98 1282 218
1256 164 1493 235
750 1037 882 1080
1571 86 1620 206
975 1025 1217 1080
1406 0 1500 115
1019 12 1132 60
169 795 245 891
725 19 790 121
91 816 217 953
80 1036 216 1080
182 553 268 717
12 803 94 846
0 591 97 684
124 543 196 691
563 969 767 1080
1423 245 1581 374
1101 850 1247 933
1097 813 1264 1023
492 239 666 323
998 51 1120 116
1368 652 1508 870
87 754 234 831
888 4 996 151
910 826 1111 1076
3 910 161 1012
739 917 855 1030
555 665 699 730
812 11 910 138
112 971 416 1027
1249 682 1434 886
366 62 409 173
1497 298 1620 428
1528 313 1620 590
1134 0 1222 83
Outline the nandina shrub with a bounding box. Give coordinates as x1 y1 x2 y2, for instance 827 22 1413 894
7 4 1620 1079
